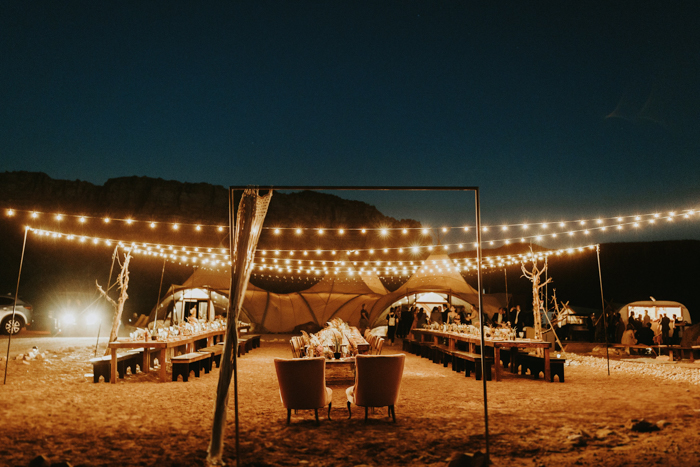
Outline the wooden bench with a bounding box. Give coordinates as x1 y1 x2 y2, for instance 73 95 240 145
402 338 421 355
171 352 212 382
522 354 566 382
198 346 224 368
418 341 433 359
430 344 451 365
238 338 250 356
246 334 261 349
662 345 696 362
609 343 657 356
90 351 140 383
450 350 493 381
216 339 249 357
129 347 162 370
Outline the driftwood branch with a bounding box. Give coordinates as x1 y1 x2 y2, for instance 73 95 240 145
101 250 132 354
521 250 552 354
95 281 117 309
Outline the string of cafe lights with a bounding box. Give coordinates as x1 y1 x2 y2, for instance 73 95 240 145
4 204 698 237
25 227 597 277
5 206 699 257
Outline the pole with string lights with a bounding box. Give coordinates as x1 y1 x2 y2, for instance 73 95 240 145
596 244 610 375
3 226 29 385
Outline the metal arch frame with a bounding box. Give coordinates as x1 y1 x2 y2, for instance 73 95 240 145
227 185 490 463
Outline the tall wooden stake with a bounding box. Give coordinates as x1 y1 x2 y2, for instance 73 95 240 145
596 245 610 375
3 227 28 385
475 188 490 462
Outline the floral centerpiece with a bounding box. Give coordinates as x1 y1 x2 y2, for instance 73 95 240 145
302 319 352 359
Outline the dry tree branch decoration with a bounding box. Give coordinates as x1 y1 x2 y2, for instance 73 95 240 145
96 249 132 354
521 249 552 354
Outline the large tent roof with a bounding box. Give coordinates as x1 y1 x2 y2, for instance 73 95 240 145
367 253 503 325
150 266 387 333
150 254 506 333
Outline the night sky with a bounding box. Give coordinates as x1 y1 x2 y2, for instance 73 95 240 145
2 1 699 242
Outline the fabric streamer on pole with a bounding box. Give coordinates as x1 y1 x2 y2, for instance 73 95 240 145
208 187 272 467
4 226 29 385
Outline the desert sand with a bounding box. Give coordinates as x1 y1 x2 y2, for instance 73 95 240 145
1 335 699 467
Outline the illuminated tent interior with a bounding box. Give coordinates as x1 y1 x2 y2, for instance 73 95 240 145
619 300 692 324
367 253 505 325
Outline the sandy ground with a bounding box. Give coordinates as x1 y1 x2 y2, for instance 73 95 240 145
1 334 699 467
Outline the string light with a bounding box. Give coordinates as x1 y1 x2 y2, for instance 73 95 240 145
5 204 700 260
25 226 602 277
5 203 700 238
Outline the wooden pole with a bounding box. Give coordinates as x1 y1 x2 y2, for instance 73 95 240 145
474 188 490 462
151 257 166 336
3 227 28 385
95 246 118 357
503 268 509 310
596 245 610 376
232 191 241 467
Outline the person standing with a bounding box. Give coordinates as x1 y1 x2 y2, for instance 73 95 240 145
415 307 428 328
401 306 414 338
386 308 397 346
512 305 524 335
431 306 444 325
359 304 370 336
673 314 684 345
447 306 459 324
660 313 671 345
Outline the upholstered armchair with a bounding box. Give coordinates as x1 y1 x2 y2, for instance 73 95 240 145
346 354 405 422
274 357 333 425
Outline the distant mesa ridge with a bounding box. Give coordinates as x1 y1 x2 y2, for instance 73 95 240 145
0 171 420 230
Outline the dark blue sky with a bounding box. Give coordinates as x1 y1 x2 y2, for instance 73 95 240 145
2 1 699 242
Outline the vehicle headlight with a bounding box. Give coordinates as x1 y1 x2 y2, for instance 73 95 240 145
85 313 99 325
63 312 76 325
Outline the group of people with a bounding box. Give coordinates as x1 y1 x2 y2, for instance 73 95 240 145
620 310 686 348
359 302 533 346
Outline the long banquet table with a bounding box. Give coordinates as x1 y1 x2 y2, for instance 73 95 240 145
107 329 226 383
412 328 553 382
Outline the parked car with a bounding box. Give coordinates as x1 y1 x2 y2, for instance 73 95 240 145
0 294 34 335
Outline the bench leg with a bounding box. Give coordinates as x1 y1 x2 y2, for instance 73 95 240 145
110 349 117 384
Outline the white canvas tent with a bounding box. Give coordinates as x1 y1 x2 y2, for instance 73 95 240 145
619 300 692 324
149 253 507 333
149 267 388 333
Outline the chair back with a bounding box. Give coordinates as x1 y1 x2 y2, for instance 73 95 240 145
274 357 328 410
353 354 405 407
375 338 384 355
366 335 375 353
